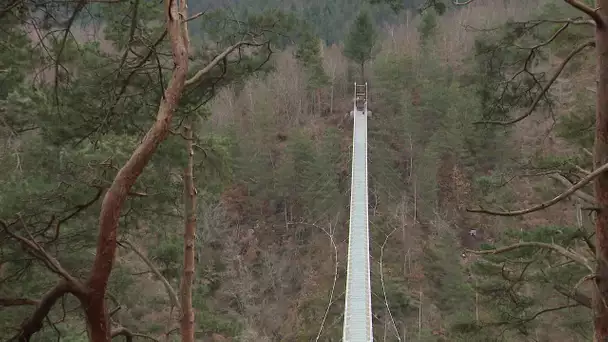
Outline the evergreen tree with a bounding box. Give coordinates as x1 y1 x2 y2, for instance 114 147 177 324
343 10 377 79
418 7 438 47
295 29 329 89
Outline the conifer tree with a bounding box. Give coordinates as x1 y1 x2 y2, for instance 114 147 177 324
343 10 377 79
295 29 329 90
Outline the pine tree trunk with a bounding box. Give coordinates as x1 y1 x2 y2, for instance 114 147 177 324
595 4 608 339
87 1 189 340
180 120 196 342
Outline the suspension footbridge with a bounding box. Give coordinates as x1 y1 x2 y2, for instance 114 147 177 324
342 82 373 342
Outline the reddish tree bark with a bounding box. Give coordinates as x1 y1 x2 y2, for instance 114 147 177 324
86 0 189 339
178 1 196 340
180 120 196 342
17 280 86 341
594 2 608 340
0 298 39 306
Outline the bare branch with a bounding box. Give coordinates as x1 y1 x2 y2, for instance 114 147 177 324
478 258 593 308
111 326 160 341
1 220 81 285
467 160 608 216
514 22 569 50
109 305 122 317
572 273 595 297
488 18 594 28
185 41 266 87
119 239 180 311
13 280 80 341
466 242 594 272
53 0 87 105
185 11 204 23
553 284 592 308
116 0 141 76
90 184 148 197
571 163 592 176
0 0 22 21
475 41 595 125
549 173 595 204
518 303 581 323
0 298 39 306
48 187 104 243
453 0 475 4
563 0 604 27
548 18 595 26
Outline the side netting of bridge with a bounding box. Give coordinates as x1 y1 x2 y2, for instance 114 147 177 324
342 82 373 342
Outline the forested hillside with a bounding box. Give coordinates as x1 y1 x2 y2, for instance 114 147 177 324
0 0 606 341
190 0 404 44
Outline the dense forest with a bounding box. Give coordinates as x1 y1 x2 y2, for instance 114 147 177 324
1 0 607 341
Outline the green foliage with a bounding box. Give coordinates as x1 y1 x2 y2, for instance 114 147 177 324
532 154 586 173
472 173 515 208
468 34 537 123
0 29 33 100
469 225 593 339
268 129 344 218
371 45 511 215
295 29 329 89
193 286 242 338
418 7 438 45
191 0 399 44
423 232 474 315
149 235 183 279
370 42 514 337
343 10 377 72
0 0 281 337
199 8 298 49
556 89 595 150
366 4 595 338
465 1 592 130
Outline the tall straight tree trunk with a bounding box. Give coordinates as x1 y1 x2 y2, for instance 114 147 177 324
178 1 195 340
180 119 196 342
594 2 608 339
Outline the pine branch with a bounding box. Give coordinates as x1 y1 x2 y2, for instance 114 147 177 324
119 239 180 311
475 41 595 125
466 242 594 272
563 0 604 27
185 41 267 87
549 173 595 204
467 160 608 216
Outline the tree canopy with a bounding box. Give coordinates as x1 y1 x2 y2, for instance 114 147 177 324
343 10 377 77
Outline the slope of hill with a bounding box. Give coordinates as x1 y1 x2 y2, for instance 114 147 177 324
190 0 403 43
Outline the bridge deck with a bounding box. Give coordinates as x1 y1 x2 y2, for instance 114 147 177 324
342 101 373 342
